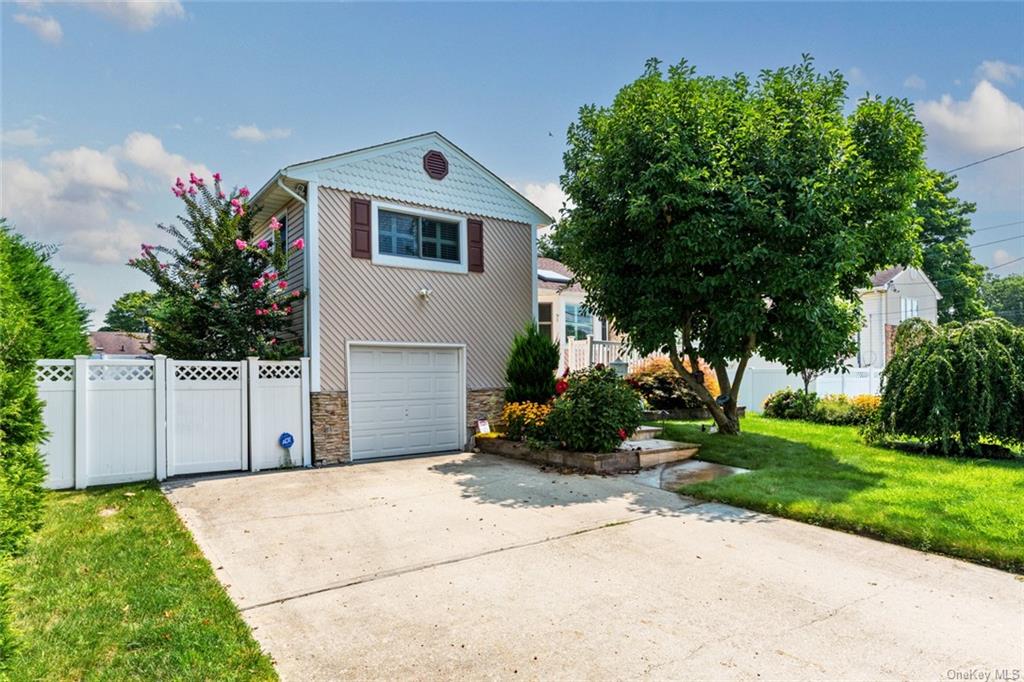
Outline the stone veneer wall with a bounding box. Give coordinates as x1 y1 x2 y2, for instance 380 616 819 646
467 388 505 431
311 391 350 466
310 387 507 466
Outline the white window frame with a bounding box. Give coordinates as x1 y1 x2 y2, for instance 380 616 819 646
900 297 919 321
370 200 468 274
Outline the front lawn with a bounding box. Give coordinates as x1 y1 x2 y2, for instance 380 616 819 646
659 415 1024 572
7 483 276 680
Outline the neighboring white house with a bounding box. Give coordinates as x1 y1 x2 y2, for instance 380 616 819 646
537 257 612 372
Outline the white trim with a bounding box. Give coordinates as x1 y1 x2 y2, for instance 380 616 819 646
531 224 539 323
370 200 469 275
344 340 467 461
305 181 321 392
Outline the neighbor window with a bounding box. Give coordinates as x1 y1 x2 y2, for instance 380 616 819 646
378 209 460 263
900 297 919 321
565 303 593 340
538 303 553 341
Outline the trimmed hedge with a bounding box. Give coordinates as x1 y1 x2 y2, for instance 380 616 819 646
763 388 880 426
0 224 90 665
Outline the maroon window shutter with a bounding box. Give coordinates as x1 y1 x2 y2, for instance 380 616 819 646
351 198 371 259
467 218 484 272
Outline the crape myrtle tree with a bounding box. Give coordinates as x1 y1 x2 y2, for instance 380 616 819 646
130 173 306 360
556 57 927 434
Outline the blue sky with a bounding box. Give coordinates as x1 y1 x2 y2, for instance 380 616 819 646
3 1 1022 326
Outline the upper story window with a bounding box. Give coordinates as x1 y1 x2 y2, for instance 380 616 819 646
371 201 468 274
565 303 593 340
900 297 919 321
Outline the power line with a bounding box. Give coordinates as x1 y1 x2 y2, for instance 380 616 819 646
970 233 1024 249
971 219 1024 234
944 145 1024 173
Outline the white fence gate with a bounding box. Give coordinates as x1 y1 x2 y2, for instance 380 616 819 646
35 355 311 489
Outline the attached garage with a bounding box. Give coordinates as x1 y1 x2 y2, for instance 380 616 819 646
347 343 465 461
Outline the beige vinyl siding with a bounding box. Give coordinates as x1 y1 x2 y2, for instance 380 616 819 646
258 200 305 349
317 187 533 391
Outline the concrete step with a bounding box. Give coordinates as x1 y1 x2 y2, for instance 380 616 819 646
631 425 663 441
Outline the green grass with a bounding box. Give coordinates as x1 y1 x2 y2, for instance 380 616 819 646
6 483 277 680
659 415 1024 572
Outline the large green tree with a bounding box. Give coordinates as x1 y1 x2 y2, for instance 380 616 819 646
915 170 988 322
981 273 1024 326
100 290 157 333
557 58 926 433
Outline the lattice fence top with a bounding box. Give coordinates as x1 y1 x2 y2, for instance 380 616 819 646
36 364 74 383
175 363 240 382
259 363 301 380
88 364 154 382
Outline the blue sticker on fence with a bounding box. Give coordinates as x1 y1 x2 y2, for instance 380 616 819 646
279 432 295 449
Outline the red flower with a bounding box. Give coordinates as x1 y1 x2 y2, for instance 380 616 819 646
617 428 627 441
555 378 568 396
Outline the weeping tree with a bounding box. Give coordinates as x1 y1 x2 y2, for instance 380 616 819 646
874 318 1024 454
130 174 305 360
556 57 926 433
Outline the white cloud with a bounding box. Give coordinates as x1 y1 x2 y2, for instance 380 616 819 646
993 249 1015 267
847 67 868 87
1 125 52 147
13 13 63 44
229 124 292 142
80 0 184 31
917 80 1024 154
903 74 926 90
975 60 1024 85
120 131 211 184
515 182 571 222
1 132 207 265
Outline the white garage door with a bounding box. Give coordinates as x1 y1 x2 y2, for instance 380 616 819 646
348 345 463 461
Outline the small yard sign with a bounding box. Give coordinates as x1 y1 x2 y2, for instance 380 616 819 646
278 432 295 449
476 419 490 434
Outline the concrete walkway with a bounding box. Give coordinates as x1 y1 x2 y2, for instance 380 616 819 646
164 452 1023 681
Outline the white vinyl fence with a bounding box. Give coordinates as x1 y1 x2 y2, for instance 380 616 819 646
35 355 311 489
737 367 884 412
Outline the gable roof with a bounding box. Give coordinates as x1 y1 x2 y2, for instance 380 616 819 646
89 331 151 356
254 132 553 226
870 266 905 288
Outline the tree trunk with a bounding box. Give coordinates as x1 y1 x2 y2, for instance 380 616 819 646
668 349 741 435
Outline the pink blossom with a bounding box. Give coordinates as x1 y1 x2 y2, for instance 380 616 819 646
159 263 168 270
269 338 278 346
193 283 201 290
252 279 264 290
128 258 136 265
213 172 221 182
268 272 278 281
263 272 272 280
284 305 292 314
269 216 281 231
278 280 287 289
141 243 154 253
172 186 184 197
292 238 304 250
187 186 197 196
175 177 185 189
235 239 247 250
255 308 264 316
189 172 199 185
271 303 279 311
218 190 226 199
292 290 301 298
238 186 250 198
257 239 269 250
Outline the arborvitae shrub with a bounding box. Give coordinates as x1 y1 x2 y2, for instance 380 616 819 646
504 323 559 404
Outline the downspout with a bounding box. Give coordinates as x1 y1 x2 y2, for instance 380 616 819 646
277 175 321 392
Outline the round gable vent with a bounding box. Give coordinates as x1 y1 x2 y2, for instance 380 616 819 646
422 150 449 180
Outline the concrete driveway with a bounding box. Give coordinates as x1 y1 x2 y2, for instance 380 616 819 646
165 452 1023 681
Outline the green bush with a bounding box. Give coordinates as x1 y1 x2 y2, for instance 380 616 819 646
872 317 1024 455
625 357 710 410
812 394 880 426
0 223 89 665
546 366 643 452
504 323 559 404
762 388 818 420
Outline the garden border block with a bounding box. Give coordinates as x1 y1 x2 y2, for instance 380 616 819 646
475 437 700 473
